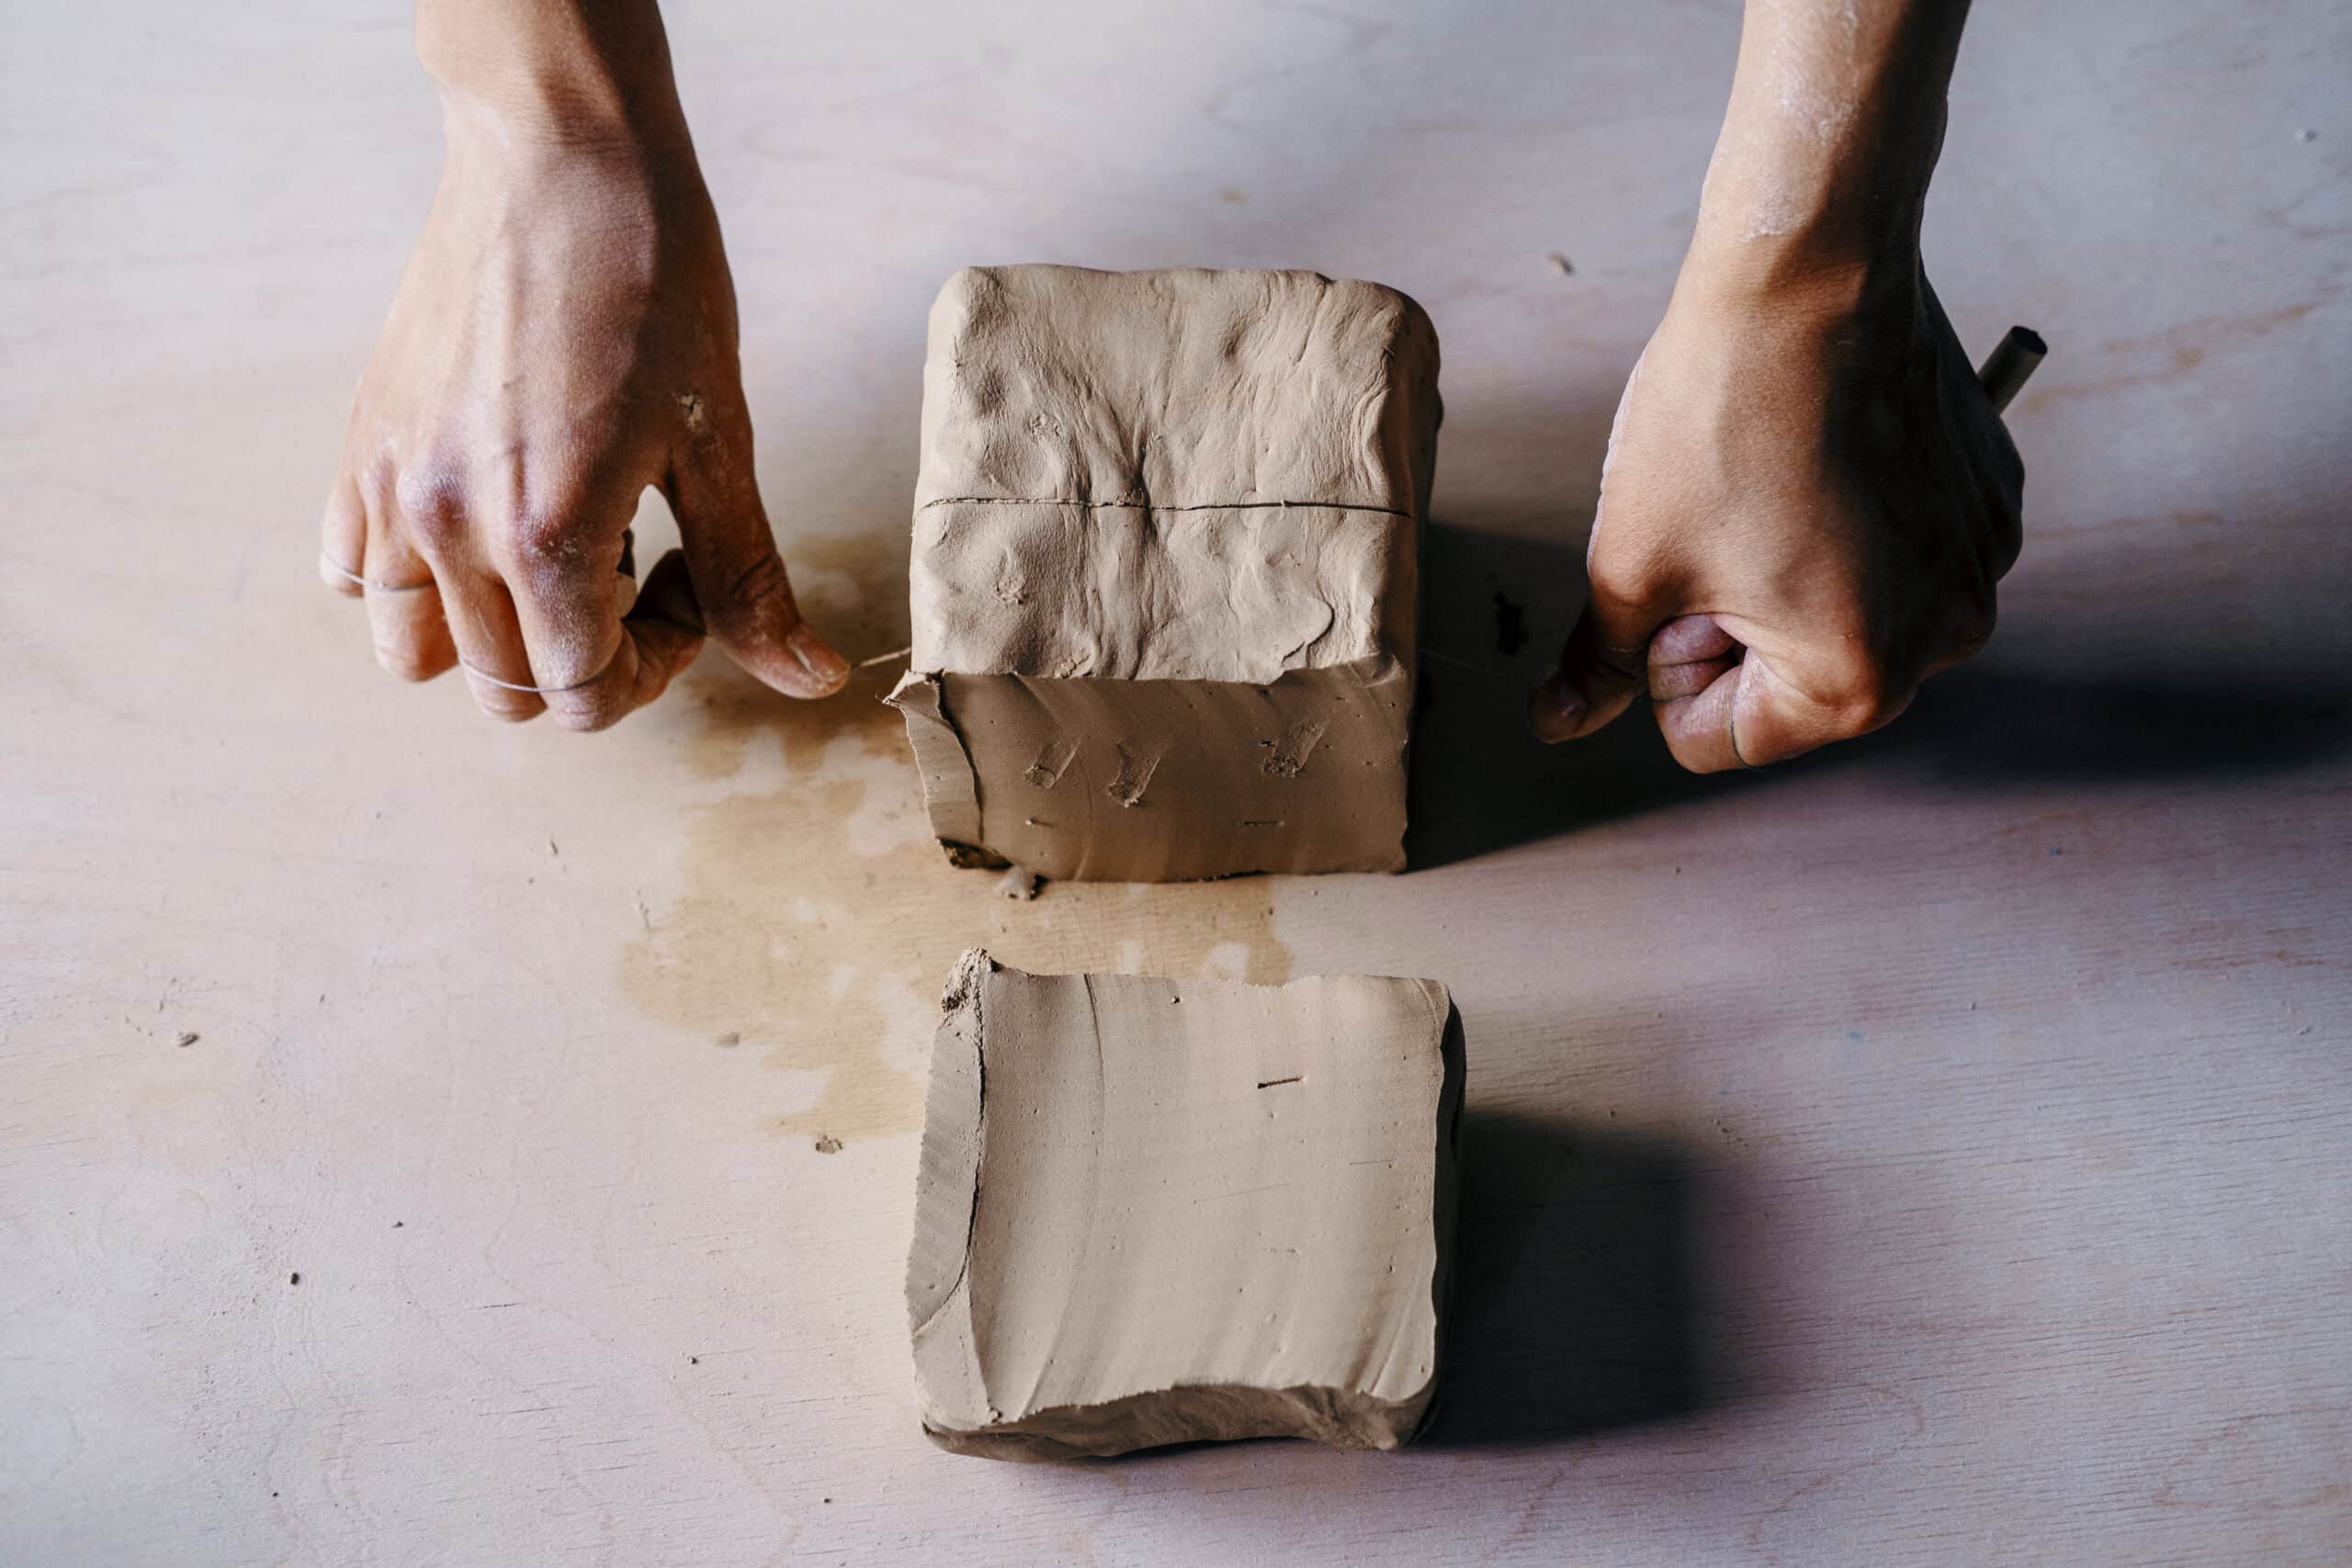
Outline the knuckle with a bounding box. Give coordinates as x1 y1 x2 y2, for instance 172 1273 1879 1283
499 493 602 590
472 688 544 723
1821 660 1911 734
1953 596 1998 659
375 640 446 683
1583 552 1657 615
357 452 401 515
507 503 580 566
727 549 793 611
550 694 628 733
399 479 469 555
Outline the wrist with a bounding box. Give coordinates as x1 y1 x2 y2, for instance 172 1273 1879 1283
1671 209 1927 371
1686 91 1938 295
1686 0 1962 301
1681 171 1925 322
417 1 691 152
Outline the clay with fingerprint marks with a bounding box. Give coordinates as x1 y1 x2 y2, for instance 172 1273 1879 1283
887 265 1441 881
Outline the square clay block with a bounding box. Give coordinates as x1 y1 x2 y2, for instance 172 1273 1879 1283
887 265 1442 881
906 950 1465 1461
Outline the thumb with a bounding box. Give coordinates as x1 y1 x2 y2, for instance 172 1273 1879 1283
1530 565 1671 744
1657 638 1916 773
670 452 850 700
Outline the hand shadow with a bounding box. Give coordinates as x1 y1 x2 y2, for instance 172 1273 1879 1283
1407 520 2352 866
1408 519 1762 868
1423 1109 1716 1447
1861 667 2350 788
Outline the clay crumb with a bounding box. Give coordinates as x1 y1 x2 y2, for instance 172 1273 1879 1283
814 1134 844 1155
677 391 710 435
688 1355 699 1364
2297 128 2318 142
392 1221 403 1228
1107 743 1162 807
992 557 1029 606
1545 251 1574 276
288 1272 300 1286
175 1032 198 1048
995 865 1042 901
1261 719 1329 779
1023 736 1079 789
714 1031 741 1048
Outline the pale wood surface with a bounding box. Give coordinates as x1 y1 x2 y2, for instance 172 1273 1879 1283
5 4 2348 1563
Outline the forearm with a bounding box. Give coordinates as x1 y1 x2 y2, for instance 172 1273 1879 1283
1690 0 1973 297
416 0 690 146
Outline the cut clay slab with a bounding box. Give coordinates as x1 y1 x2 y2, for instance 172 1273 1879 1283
907 950 1464 1461
888 265 1442 881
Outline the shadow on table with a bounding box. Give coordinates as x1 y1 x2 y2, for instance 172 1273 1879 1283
1406 518 2352 867
1407 518 1759 869
1422 1109 1715 1447
1871 668 2350 788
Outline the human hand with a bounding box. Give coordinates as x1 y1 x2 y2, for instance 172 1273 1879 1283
1529 260 2022 771
1531 0 2024 772
320 24 847 728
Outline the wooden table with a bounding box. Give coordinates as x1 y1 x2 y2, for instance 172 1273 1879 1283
6 3 2347 1562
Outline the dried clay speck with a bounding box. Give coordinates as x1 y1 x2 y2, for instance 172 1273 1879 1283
814 1134 844 1155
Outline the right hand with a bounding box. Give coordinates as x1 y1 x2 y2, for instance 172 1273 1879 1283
1530 257 2022 772
321 85 846 729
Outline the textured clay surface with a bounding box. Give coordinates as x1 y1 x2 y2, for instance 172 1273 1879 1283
888 265 1441 881
907 950 1464 1461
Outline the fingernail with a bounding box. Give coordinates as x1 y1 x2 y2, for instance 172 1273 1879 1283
787 622 851 689
1529 671 1588 744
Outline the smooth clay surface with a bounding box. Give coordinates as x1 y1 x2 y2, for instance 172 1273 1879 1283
907 950 1464 1461
888 265 1441 881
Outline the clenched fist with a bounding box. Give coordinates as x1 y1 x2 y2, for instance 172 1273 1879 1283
1532 264 2021 770
1532 0 2024 772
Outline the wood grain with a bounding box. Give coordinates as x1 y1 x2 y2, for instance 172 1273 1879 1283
3 2 2346 1562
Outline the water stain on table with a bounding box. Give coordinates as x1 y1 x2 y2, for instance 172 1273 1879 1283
617 531 1294 1140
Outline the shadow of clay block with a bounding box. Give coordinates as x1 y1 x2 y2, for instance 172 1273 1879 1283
887 265 1442 881
907 949 1464 1461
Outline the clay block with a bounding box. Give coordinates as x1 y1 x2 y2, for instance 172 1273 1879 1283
906 950 1464 1461
887 265 1442 881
